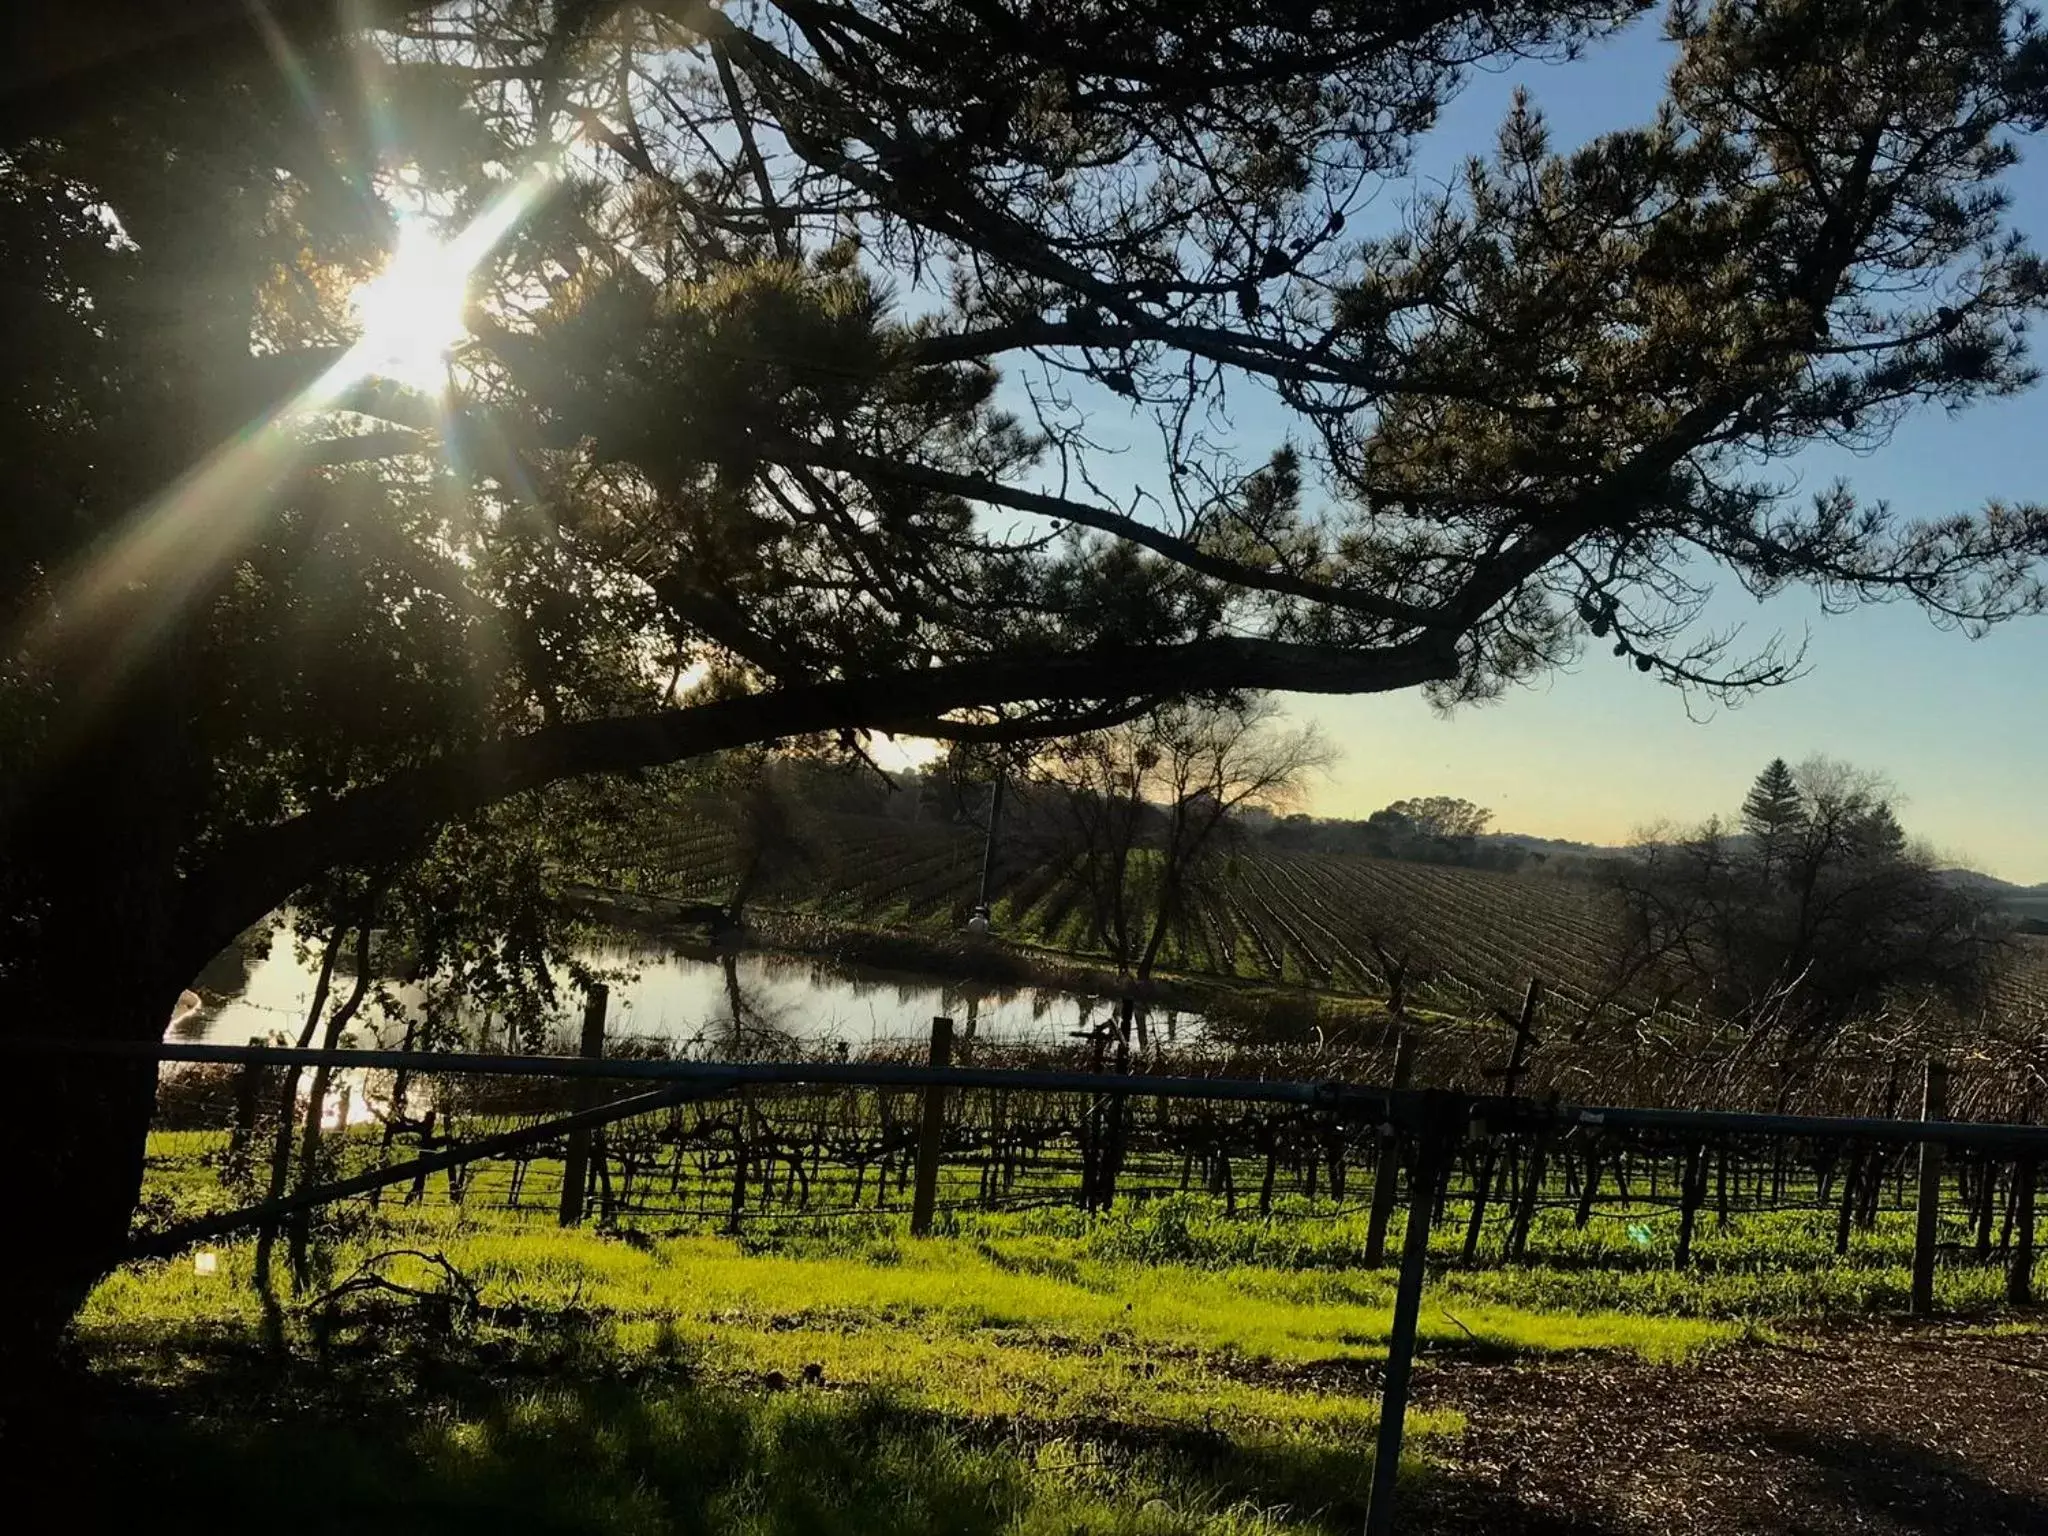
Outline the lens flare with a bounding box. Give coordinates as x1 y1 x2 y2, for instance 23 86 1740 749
31 169 552 714
350 222 471 391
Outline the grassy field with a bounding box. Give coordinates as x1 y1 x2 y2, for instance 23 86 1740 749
55 1128 2042 1534
71 1211 1696 1535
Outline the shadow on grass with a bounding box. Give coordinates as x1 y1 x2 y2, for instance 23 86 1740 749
12 1310 1455 1536
33 1352 1040 1535
35 1359 1641 1536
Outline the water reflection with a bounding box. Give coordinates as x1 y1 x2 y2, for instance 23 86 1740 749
172 925 1192 1056
317 1071 385 1128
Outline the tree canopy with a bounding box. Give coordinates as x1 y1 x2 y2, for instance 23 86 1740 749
1739 757 1805 872
1380 796 1495 841
8 0 2048 994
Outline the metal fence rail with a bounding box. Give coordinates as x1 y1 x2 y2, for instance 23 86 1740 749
43 1034 2048 1154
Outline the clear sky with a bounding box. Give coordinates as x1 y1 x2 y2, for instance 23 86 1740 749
1220 17 2048 882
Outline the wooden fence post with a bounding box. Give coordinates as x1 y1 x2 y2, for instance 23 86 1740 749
1460 1138 1496 1265
910 1016 954 1236
1976 1161 1999 1260
2011 1157 2037 1306
557 983 609 1226
1574 1142 1602 1229
1500 978 1543 1098
1834 1145 1861 1257
1364 1028 1416 1268
1674 1143 1708 1270
1363 1093 1458 1536
407 1109 437 1203
229 1056 260 1165
1507 1104 1553 1263
1461 980 1543 1264
1912 1058 1948 1316
725 1097 751 1234
1078 1025 1107 1209
1097 1004 1134 1211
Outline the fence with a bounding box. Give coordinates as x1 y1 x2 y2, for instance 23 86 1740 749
29 1020 2048 1536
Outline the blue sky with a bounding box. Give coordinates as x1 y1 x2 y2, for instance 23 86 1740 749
1187 16 2048 881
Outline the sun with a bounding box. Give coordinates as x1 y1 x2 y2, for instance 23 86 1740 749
349 222 471 391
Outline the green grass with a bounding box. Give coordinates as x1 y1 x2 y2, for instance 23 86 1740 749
70 1133 2045 1534
81 1206 1479 1534
75 1178 1700 1534
91 1209 1506 1430
70 1340 1335 1535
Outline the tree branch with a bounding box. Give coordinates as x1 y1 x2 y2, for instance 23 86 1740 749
893 696 1166 744
774 437 1450 630
179 632 1458 967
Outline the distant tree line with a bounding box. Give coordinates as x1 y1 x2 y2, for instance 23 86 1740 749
1611 758 2008 1048
1255 795 1534 872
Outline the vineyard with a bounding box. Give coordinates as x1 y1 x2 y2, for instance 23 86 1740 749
612 806 2048 1037
82 1036 2048 1536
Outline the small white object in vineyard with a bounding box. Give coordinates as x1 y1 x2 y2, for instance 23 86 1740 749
194 1251 219 1276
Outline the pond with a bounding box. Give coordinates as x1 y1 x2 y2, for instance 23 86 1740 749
170 924 1206 1057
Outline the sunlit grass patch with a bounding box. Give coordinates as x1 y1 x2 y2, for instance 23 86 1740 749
83 1196 1726 1408
96 1154 2023 1532
81 1205 1496 1534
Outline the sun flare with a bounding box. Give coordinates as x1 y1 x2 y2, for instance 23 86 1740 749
349 223 471 391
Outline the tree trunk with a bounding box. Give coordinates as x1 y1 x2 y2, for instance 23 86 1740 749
253 921 344 1305
0 1013 161 1378
0 907 186 1385
0 178 272 1382
1 701 202 1376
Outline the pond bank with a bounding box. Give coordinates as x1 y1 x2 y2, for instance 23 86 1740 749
565 884 1400 1045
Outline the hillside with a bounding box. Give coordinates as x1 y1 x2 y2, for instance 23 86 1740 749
624 809 2048 1029
1939 868 2048 927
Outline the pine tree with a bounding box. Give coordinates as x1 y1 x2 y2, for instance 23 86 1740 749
1853 801 1908 860
1740 759 1805 871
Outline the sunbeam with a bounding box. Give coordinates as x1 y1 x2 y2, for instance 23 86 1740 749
33 167 553 713
350 220 470 392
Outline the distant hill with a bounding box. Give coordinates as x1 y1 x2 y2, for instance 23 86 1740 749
1477 845 2048 914
624 806 2048 1026
1938 868 2022 893
1934 868 2048 926
1937 867 2048 895
1479 833 1629 860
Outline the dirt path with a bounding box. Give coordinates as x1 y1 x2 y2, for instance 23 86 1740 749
1409 1322 2048 1534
